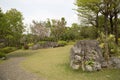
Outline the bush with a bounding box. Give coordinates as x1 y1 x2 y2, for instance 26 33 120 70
0 52 6 58
67 41 75 45
28 43 34 47
0 47 17 54
0 43 5 48
58 41 67 47
98 33 119 56
23 44 29 50
41 37 56 42
38 41 46 45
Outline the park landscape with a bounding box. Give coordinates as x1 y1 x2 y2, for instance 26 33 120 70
0 0 120 80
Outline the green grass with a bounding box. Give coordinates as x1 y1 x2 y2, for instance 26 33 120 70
21 45 120 80
0 60 3 63
7 49 37 58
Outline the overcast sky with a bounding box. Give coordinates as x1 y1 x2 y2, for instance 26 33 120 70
0 0 79 26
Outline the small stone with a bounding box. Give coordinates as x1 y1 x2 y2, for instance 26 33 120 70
72 64 80 70
85 65 93 72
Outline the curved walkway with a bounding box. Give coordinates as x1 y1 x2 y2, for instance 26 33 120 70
0 57 43 80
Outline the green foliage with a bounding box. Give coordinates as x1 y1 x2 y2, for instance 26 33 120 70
0 8 24 47
67 41 76 45
51 17 66 41
38 41 46 45
0 52 6 58
0 43 5 48
98 33 119 56
28 43 34 47
58 41 67 46
0 47 17 54
85 60 94 66
40 37 56 42
80 26 98 39
5 9 24 46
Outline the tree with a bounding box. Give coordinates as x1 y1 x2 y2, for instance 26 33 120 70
51 17 67 41
4 8 25 46
0 8 5 42
112 0 120 44
30 20 51 41
76 0 100 27
75 0 120 64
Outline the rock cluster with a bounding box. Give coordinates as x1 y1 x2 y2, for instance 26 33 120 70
30 42 58 50
70 40 120 71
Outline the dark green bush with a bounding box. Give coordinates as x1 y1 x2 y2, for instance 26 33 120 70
0 47 17 54
58 41 67 46
23 44 29 50
0 52 6 58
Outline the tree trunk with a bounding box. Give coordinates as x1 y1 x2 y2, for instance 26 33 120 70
114 12 118 45
104 14 109 63
96 12 99 28
95 12 99 38
109 14 114 34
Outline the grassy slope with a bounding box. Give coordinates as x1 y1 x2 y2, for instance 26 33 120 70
22 45 120 80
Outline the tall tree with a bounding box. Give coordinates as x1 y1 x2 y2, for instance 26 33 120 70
51 17 67 41
5 8 24 46
30 20 50 41
113 0 120 44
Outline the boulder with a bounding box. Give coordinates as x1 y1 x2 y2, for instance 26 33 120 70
30 42 58 50
70 40 104 71
31 43 40 50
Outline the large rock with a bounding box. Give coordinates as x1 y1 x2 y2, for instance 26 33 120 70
70 40 104 71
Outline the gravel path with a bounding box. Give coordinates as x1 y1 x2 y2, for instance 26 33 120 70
0 57 43 80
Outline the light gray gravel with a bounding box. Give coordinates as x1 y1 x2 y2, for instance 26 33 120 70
0 57 43 80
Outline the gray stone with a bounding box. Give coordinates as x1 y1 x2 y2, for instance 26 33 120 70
101 61 108 68
85 65 93 72
31 44 40 50
109 57 120 69
30 42 58 50
70 40 104 71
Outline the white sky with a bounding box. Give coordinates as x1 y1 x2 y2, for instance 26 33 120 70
0 0 79 26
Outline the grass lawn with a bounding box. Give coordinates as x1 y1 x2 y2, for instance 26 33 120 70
0 60 3 63
21 45 120 80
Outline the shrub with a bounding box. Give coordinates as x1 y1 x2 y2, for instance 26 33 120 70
38 41 46 45
0 47 17 54
0 43 5 48
85 60 94 66
28 43 34 47
0 52 6 58
67 41 75 45
58 41 67 47
23 44 29 50
98 33 119 56
41 37 56 42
